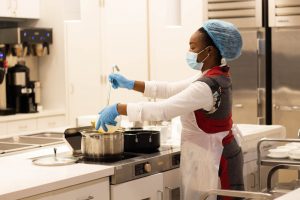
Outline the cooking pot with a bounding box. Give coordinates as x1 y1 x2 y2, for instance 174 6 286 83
81 130 124 160
124 129 160 153
64 127 124 161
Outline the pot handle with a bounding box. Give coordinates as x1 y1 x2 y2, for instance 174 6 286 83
64 126 90 152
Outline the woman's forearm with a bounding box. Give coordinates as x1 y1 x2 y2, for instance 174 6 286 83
117 103 127 115
133 81 145 93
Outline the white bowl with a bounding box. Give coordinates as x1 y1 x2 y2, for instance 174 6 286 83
289 149 300 158
277 145 299 151
285 142 300 148
268 148 289 158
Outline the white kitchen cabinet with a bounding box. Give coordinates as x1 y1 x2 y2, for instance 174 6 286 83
0 123 7 136
15 0 40 19
7 119 37 135
0 0 40 19
100 0 149 104
64 0 104 126
0 0 11 17
36 115 66 130
163 168 182 200
149 0 203 82
111 173 164 200
22 177 110 200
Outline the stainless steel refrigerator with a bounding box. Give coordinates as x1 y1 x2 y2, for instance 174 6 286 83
269 0 300 138
204 0 268 124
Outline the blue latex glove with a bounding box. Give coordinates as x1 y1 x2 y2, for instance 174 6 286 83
96 103 119 132
108 73 134 90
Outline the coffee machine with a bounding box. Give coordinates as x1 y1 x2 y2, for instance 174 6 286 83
0 27 53 57
0 27 52 115
6 61 39 113
0 45 15 115
0 45 6 84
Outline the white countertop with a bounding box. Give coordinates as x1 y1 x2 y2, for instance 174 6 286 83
0 144 114 200
275 188 300 200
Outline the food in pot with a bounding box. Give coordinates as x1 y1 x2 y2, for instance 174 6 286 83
90 120 120 134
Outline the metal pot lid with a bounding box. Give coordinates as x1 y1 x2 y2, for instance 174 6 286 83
32 156 78 166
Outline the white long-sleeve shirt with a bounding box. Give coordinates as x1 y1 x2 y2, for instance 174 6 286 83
127 72 214 122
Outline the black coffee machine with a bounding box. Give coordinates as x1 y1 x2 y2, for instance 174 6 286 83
0 45 15 115
6 62 38 113
0 45 6 84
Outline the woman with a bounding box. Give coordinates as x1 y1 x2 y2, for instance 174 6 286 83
96 19 244 200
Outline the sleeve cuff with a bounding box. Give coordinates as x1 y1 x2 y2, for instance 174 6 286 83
127 103 142 122
143 81 157 98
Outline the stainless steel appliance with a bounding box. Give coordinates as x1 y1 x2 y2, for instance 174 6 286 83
0 45 15 115
0 27 52 57
64 126 181 199
80 145 181 200
0 27 52 115
204 0 268 124
268 0 300 139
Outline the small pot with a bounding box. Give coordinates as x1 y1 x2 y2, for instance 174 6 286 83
81 130 124 161
124 129 160 153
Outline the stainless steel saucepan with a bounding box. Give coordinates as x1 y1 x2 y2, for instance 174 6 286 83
81 129 124 160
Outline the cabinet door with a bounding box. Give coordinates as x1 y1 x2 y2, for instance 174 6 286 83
7 119 37 135
65 0 104 125
0 0 11 17
16 0 40 19
22 177 110 200
37 115 66 130
100 0 148 105
0 123 7 137
163 168 182 200
111 173 164 200
149 0 202 82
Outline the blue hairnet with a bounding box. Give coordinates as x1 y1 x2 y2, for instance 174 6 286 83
202 20 242 61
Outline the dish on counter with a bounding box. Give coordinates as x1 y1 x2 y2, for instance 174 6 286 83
288 149 300 160
289 154 300 160
268 148 290 158
267 153 289 159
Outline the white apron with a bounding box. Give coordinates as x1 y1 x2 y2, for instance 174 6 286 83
180 114 241 200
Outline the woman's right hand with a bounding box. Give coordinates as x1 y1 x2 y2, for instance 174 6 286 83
108 73 135 90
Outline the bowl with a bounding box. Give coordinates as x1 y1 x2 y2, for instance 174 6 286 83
277 145 299 151
268 148 290 158
289 149 300 159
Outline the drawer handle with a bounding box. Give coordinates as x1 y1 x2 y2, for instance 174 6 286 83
18 125 28 130
48 121 56 127
81 195 94 200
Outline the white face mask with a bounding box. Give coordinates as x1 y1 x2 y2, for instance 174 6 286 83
186 47 209 70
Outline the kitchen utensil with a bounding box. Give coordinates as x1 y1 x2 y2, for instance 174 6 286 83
32 148 78 166
288 149 300 160
64 126 124 160
124 129 160 153
81 129 124 161
268 148 289 158
106 64 120 106
32 156 78 166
